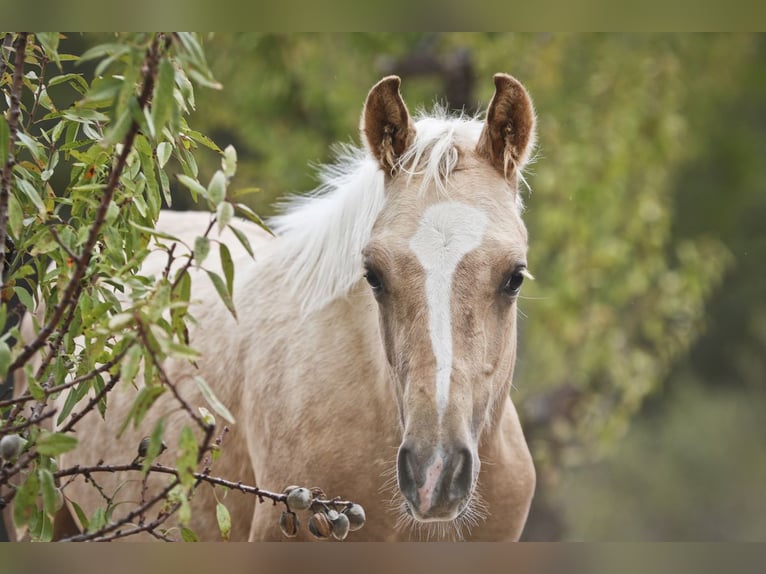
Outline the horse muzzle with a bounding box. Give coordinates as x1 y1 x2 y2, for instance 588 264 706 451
396 441 475 522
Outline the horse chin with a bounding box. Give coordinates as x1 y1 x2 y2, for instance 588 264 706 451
403 500 468 523
396 494 487 541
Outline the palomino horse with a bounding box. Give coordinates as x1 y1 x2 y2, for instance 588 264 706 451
15 74 538 541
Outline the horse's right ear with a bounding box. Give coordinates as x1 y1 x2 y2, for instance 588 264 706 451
361 76 415 171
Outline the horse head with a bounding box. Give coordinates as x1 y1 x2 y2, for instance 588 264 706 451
360 75 536 525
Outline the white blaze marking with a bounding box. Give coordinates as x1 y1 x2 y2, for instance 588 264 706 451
409 202 488 422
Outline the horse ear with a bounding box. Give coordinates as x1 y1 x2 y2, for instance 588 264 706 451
477 74 537 178
361 76 415 171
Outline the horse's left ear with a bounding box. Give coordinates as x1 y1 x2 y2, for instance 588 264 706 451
477 74 537 178
361 76 416 172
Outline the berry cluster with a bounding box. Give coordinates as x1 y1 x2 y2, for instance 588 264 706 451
280 485 366 541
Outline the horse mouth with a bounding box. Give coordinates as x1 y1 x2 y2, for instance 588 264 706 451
401 499 471 523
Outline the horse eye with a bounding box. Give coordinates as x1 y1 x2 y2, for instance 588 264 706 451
501 270 525 296
364 268 384 292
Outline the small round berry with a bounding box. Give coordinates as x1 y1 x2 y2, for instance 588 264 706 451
308 512 332 540
331 512 350 541
279 510 299 538
286 487 312 511
343 504 366 531
0 434 23 460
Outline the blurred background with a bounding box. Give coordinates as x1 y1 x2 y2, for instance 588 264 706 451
14 33 766 541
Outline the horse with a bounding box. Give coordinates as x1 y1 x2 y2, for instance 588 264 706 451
10 73 538 541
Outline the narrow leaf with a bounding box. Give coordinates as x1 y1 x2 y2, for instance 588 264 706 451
36 432 78 456
0 115 9 166
151 58 175 139
205 270 237 320
219 242 234 296
13 471 39 527
176 426 198 489
157 141 172 168
207 170 226 207
38 469 59 516
117 385 165 437
216 502 231 541
216 201 233 232
177 174 206 202
194 375 235 424
222 144 237 177
0 341 10 379
141 417 167 475
181 527 199 542
194 236 210 267
229 225 254 258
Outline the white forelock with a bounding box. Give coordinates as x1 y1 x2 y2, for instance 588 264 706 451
267 112 505 316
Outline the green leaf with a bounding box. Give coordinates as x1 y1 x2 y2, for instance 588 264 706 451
69 500 90 531
183 129 222 153
157 141 172 168
181 527 199 542
216 502 231 541
26 368 45 401
82 76 122 103
16 177 46 217
176 426 198 490
194 236 210 267
57 381 91 425
151 58 176 139
229 225 254 258
177 174 206 202
130 220 181 241
219 242 234 296
38 468 60 516
0 340 10 379
48 73 90 92
13 471 39 528
16 132 46 165
141 417 167 475
216 201 234 232
14 285 35 311
205 270 237 320
117 385 165 437
36 431 78 456
120 344 142 385
235 203 272 235
0 115 9 166
104 106 132 146
207 170 226 207
194 375 235 424
88 507 107 534
7 194 23 238
222 144 237 177
35 32 61 68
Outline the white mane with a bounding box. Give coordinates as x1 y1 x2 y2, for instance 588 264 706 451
268 112 489 316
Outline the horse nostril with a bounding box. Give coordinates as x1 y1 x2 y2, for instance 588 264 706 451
449 447 473 502
397 445 418 502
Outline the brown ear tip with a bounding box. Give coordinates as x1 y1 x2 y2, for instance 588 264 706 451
493 73 523 91
373 75 402 93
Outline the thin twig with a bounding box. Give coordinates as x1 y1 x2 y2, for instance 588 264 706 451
0 343 131 408
58 477 181 542
54 462 356 508
0 408 56 434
